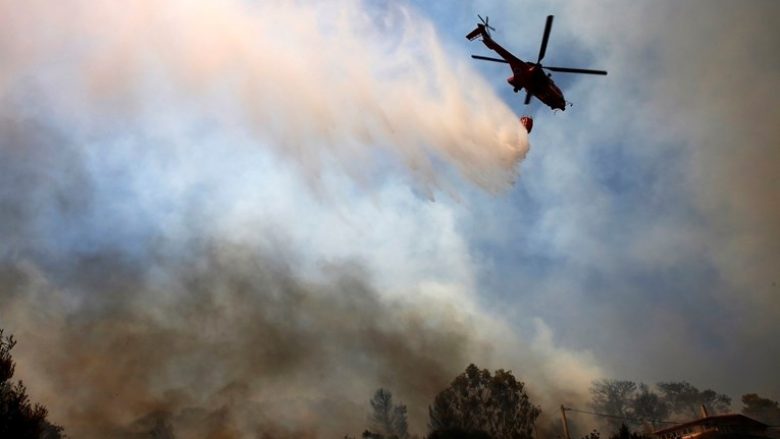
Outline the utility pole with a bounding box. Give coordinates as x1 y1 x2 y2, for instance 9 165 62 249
560 404 571 439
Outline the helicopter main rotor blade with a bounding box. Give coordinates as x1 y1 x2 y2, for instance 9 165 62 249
471 55 509 63
537 15 553 63
524 90 533 105
543 66 608 75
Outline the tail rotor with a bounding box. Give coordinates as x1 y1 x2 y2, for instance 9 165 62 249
477 14 496 37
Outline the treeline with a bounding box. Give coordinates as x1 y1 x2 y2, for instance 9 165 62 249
589 379 730 428
588 379 780 430
0 330 63 439
354 364 540 439
353 366 656 439
353 372 780 439
2 326 779 439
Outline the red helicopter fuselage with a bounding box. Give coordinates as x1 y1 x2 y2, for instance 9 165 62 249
468 24 566 110
505 62 566 111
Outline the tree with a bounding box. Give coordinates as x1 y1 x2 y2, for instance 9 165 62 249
427 428 492 439
579 430 601 439
741 393 780 426
609 424 651 439
0 329 64 438
428 364 541 439
656 381 730 419
578 425 651 439
589 380 637 429
631 384 668 429
590 379 732 427
369 388 409 439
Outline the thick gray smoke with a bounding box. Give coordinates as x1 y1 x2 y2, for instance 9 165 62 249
476 0 780 402
1 245 482 437
0 0 600 437
0 104 485 437
0 74 599 439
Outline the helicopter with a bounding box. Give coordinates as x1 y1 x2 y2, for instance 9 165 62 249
467 15 607 111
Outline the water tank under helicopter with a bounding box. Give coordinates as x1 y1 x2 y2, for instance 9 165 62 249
520 115 533 133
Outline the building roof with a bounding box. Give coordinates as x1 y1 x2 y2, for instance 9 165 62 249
653 414 769 436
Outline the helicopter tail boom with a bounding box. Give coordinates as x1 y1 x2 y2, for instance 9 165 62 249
467 15 495 40
466 24 485 41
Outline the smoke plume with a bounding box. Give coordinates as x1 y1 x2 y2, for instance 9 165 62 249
0 0 602 437
0 0 527 192
2 243 487 437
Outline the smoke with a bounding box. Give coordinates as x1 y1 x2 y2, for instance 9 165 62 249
542 0 780 397
466 0 780 402
0 0 527 192
0 103 487 435
0 97 596 439
0 0 602 437
2 248 598 438
2 244 487 437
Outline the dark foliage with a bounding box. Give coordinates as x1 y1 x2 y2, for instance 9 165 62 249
579 429 601 439
589 380 638 429
363 430 388 439
741 393 780 425
428 364 540 439
369 388 409 439
427 428 492 439
590 379 730 429
0 329 64 438
610 424 651 439
631 384 668 429
656 381 731 419
578 424 651 439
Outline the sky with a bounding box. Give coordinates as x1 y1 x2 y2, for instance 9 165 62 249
0 0 778 437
